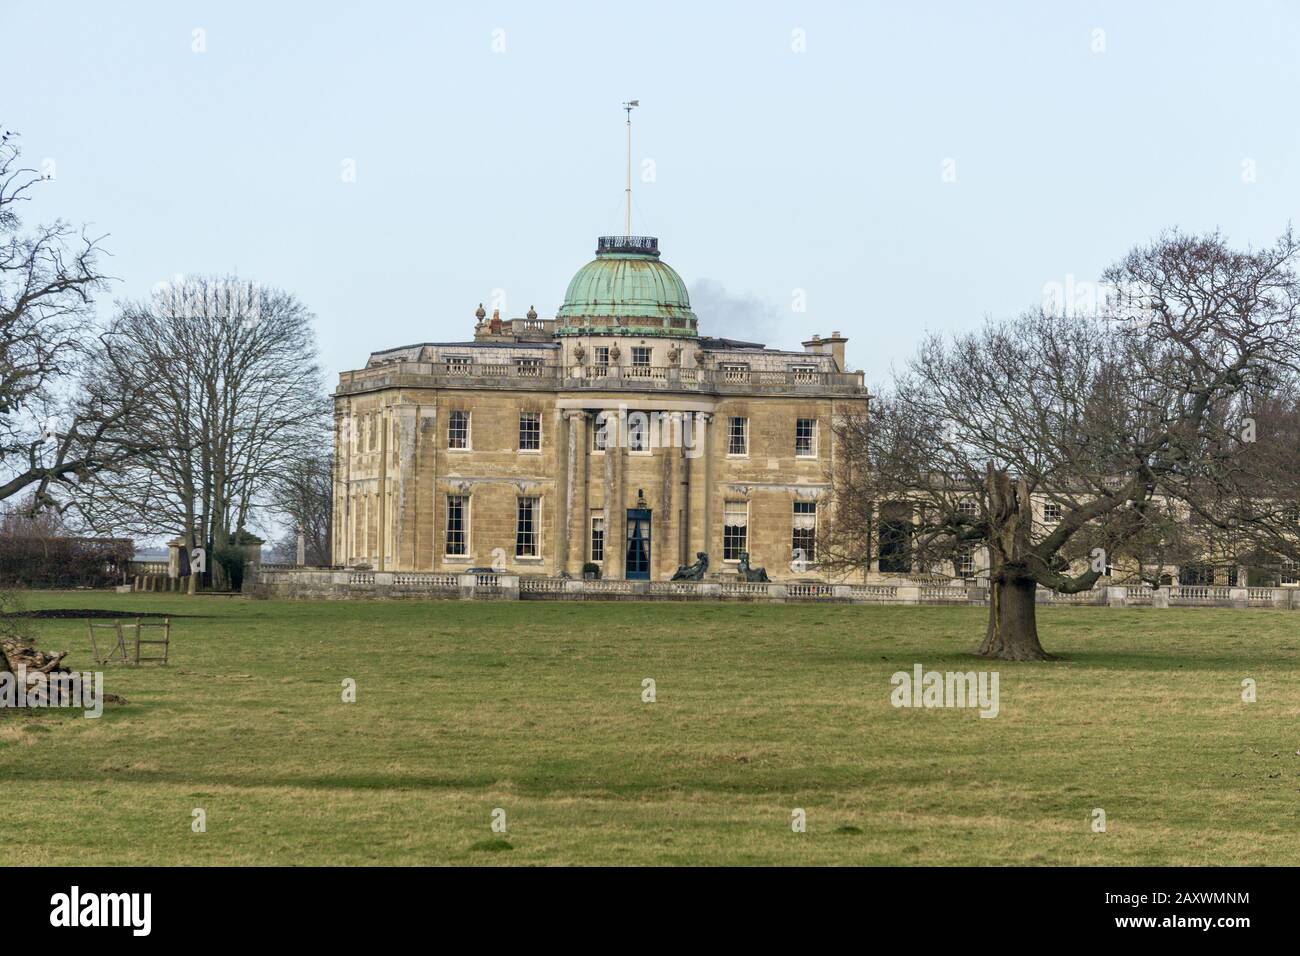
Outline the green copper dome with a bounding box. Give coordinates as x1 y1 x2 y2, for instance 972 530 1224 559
555 236 698 337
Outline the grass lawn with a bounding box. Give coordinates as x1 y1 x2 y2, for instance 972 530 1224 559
2 591 1298 865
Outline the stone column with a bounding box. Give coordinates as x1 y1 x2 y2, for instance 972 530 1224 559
699 412 714 567
574 412 589 575
680 413 693 569
393 405 418 571
419 405 438 570
561 410 589 575
334 408 350 565
603 422 617 578
377 408 388 571
558 410 574 573
656 419 672 580
612 408 628 579
670 413 688 568
166 537 185 579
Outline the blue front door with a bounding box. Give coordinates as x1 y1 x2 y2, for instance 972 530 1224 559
625 508 651 580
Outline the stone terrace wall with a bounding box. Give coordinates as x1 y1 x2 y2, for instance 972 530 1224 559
248 569 1300 608
252 569 518 601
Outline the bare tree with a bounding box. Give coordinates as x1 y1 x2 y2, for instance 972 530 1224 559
1169 377 1300 583
76 276 328 586
0 127 146 512
267 451 332 565
824 229 1300 660
1103 498 1199 587
0 491 65 536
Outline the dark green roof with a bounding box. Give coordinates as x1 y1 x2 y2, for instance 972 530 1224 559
556 236 697 337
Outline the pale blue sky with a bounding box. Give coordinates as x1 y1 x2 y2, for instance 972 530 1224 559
7 1 1298 388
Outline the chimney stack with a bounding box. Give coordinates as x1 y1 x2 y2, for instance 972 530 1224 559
802 331 849 371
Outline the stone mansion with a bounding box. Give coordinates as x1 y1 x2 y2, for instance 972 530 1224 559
331 235 869 581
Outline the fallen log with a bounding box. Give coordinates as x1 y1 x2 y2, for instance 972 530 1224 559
1 632 128 709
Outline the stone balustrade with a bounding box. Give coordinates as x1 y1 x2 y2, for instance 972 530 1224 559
336 360 867 397
252 568 519 600
247 569 1300 608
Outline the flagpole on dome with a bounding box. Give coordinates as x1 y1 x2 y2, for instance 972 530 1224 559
622 100 639 236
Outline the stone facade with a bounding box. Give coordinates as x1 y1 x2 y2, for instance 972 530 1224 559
332 236 869 582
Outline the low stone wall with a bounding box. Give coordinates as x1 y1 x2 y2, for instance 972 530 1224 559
251 569 519 601
245 570 1300 608
1084 584 1300 609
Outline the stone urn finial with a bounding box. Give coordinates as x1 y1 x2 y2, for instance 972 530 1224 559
609 343 621 362
666 344 681 365
573 343 586 363
474 302 486 326
527 304 538 321
693 348 705 366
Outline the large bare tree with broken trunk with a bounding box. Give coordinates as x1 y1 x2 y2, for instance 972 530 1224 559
74 276 328 588
824 229 1300 660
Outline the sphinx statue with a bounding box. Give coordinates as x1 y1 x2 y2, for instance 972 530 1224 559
671 552 709 581
737 551 770 583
